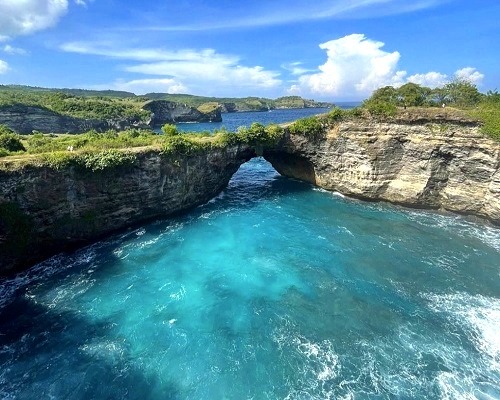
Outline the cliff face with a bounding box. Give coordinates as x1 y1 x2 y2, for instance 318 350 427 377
0 145 254 275
0 104 115 134
1 115 499 276
143 100 222 126
264 118 500 224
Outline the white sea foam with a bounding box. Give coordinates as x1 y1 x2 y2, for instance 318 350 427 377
424 292 500 373
406 211 500 252
272 318 339 399
169 285 186 301
0 245 99 310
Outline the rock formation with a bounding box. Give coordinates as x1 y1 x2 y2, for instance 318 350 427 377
0 145 254 275
0 104 116 134
264 117 500 224
143 100 222 126
1 114 499 275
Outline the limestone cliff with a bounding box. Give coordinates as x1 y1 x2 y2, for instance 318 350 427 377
0 104 150 134
264 117 500 224
0 145 253 275
143 100 222 126
1 114 499 276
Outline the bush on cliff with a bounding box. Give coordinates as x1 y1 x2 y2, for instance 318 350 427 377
235 123 284 146
0 126 26 153
469 90 500 140
161 135 206 156
161 124 179 136
288 116 324 138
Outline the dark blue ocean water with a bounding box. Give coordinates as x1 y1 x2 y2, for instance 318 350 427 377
1 109 499 399
175 107 333 132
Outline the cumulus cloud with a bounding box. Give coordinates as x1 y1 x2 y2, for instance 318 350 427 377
3 44 28 55
454 67 484 85
0 59 9 74
61 42 282 96
407 71 448 88
289 34 485 99
0 0 69 40
289 34 406 98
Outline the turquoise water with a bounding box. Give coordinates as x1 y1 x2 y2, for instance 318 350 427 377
1 158 500 399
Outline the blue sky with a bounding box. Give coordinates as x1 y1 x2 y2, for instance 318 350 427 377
0 0 498 100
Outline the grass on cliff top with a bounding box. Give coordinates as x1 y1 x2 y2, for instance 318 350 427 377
0 89 150 121
196 102 220 114
0 123 285 171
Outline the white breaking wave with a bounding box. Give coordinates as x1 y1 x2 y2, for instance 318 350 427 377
424 292 500 373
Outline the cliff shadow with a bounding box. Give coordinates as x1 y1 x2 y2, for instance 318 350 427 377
0 293 183 399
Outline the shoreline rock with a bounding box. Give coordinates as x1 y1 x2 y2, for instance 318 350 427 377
1 115 499 276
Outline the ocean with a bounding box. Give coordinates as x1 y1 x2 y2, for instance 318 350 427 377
0 108 499 399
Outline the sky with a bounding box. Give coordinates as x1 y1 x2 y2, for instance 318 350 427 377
0 0 498 101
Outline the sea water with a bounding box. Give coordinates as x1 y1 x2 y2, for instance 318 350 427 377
1 158 499 399
174 107 334 132
1 114 500 399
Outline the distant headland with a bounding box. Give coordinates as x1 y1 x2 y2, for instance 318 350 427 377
0 85 333 134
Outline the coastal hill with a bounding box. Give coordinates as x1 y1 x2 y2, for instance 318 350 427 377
0 85 332 134
142 93 333 112
1 81 499 274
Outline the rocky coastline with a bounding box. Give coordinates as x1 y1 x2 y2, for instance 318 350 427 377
1 114 499 276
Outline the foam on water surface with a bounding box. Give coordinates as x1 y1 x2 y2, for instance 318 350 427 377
1 157 499 399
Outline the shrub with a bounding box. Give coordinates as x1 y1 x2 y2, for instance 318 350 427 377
468 92 500 140
39 151 76 170
0 128 26 152
161 135 205 156
288 116 324 137
264 124 284 145
78 149 137 171
161 124 179 136
362 100 397 117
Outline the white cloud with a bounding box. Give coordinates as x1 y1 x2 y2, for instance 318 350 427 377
289 34 485 99
0 59 9 74
454 67 484 85
61 42 282 96
290 34 406 98
0 0 69 40
281 62 315 76
3 44 28 55
407 71 448 88
91 78 188 95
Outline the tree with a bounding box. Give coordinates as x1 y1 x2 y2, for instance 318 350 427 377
366 86 399 105
442 79 482 107
397 83 432 107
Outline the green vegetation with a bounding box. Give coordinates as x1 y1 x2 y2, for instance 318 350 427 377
468 91 500 140
143 93 331 111
0 89 150 121
289 116 324 138
197 102 220 114
0 125 26 152
364 79 483 110
358 80 500 139
0 121 287 168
